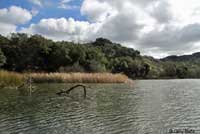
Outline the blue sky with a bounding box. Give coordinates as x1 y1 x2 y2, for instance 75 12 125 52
1 0 200 58
0 0 85 29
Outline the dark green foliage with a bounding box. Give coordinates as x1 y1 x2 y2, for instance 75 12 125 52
162 62 177 77
0 49 6 67
111 57 149 78
46 43 71 71
176 65 188 78
162 52 200 62
161 53 200 78
1 34 53 71
92 38 140 59
1 33 200 79
84 48 107 72
160 63 189 79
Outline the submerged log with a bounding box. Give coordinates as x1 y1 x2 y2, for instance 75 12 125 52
56 84 88 98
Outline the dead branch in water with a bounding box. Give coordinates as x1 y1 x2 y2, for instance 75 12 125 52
56 84 89 98
17 76 35 95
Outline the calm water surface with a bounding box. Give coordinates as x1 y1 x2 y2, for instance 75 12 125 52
0 80 200 134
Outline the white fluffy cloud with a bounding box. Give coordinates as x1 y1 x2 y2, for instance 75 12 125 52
21 17 101 42
81 0 200 57
0 23 16 35
0 6 32 25
58 0 79 10
138 24 200 56
81 0 116 22
0 6 32 35
29 0 42 7
18 0 200 57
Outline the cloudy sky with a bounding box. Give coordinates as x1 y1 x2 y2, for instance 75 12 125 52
1 0 200 58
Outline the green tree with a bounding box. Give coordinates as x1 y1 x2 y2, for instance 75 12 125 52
176 65 188 78
162 62 177 78
111 57 149 78
84 48 107 72
0 49 6 67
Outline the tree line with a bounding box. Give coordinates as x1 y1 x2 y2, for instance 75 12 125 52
0 33 200 79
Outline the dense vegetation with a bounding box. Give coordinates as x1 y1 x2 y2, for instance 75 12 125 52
0 33 200 79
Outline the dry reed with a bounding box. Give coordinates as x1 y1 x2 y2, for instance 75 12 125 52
0 70 24 87
29 73 129 83
0 71 130 88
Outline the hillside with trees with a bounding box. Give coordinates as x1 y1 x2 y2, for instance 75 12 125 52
0 33 200 79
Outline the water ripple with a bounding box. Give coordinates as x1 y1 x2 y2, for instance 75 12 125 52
0 80 200 134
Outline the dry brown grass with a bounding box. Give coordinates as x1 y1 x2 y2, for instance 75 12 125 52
0 71 130 87
29 73 129 83
0 70 25 87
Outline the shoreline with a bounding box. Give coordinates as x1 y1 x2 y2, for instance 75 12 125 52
134 78 200 80
0 71 131 88
1 70 199 89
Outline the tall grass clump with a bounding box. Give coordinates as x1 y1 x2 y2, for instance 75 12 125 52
30 73 129 83
0 70 24 88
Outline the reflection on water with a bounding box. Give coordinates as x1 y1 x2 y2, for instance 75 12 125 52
0 80 200 134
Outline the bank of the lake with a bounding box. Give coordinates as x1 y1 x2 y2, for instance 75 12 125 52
0 71 130 88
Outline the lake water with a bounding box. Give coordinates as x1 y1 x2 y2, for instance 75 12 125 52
0 80 200 134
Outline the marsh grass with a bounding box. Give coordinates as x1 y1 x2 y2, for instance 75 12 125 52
0 71 24 88
29 73 129 83
0 71 129 89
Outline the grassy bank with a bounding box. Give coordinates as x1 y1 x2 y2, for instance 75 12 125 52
0 71 25 88
29 73 129 83
0 71 130 88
